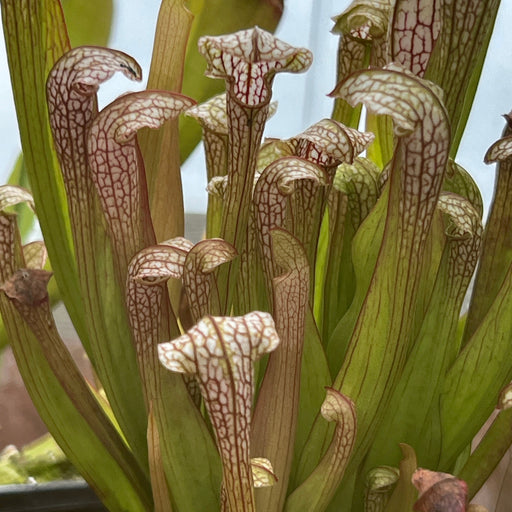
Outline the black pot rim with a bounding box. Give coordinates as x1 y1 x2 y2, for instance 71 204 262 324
0 479 107 512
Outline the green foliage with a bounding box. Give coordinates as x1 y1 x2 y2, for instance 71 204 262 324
1 1 510 511
0 435 79 485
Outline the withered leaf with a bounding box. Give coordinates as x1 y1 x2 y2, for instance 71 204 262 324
412 468 467 512
1 269 52 307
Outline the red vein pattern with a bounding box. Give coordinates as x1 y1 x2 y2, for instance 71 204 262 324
207 176 228 199
127 238 192 360
332 0 393 72
47 47 141 222
284 388 357 511
127 237 236 406
87 90 195 276
127 237 225 509
187 94 229 239
253 156 327 298
183 239 237 321
437 192 482 334
198 28 312 278
334 66 450 258
289 119 374 271
392 0 442 77
0 185 35 212
293 119 374 167
126 238 193 400
250 457 277 488
187 93 229 136
128 240 194 400
334 158 381 230
327 66 450 461
46 51 155 452
257 139 296 174
316 389 357 496
188 95 277 240
129 237 236 334
252 228 309 511
425 0 500 132
159 312 280 512
438 192 482 241
130 238 193 286
0 213 19 280
332 0 391 42
22 241 48 270
186 93 229 184
484 134 512 164
199 27 312 107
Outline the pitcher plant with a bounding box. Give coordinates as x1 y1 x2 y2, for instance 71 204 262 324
0 0 510 511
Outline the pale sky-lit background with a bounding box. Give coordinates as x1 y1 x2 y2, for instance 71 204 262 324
1 0 512 218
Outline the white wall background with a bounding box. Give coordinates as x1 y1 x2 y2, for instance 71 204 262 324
1 0 511 217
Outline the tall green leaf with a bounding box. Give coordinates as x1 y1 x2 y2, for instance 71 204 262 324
138 0 193 243
464 120 512 341
62 0 113 47
424 0 501 155
47 48 152 467
364 193 482 471
0 211 151 512
301 67 450 510
1 0 89 347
